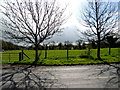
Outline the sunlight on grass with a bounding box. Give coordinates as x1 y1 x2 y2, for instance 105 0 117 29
1 48 120 65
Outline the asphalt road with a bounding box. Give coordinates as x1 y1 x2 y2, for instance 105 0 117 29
1 65 120 88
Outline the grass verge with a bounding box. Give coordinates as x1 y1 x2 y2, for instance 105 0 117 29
1 48 120 66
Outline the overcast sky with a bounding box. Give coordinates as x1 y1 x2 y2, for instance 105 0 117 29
0 0 87 43
0 0 86 43
0 0 120 44
47 0 120 43
46 0 87 43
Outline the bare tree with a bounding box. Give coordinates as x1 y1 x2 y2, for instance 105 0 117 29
79 0 118 59
1 0 66 64
76 39 82 50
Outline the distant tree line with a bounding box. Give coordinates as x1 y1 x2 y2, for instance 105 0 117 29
27 39 120 50
27 40 86 50
1 37 120 51
0 40 25 50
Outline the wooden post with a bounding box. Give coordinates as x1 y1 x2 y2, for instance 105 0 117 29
45 44 47 59
21 50 23 60
67 48 69 60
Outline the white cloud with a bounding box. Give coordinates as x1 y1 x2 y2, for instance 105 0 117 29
57 0 87 28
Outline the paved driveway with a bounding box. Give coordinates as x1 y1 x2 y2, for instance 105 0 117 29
1 65 119 88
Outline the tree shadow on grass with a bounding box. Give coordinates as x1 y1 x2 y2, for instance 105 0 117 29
0 65 60 90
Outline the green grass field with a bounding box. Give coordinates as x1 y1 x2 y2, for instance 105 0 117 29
0 48 120 65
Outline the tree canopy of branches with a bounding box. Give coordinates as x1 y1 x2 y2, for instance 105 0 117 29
80 0 118 59
1 0 66 63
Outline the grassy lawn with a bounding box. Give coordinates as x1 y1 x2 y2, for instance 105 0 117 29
0 48 120 65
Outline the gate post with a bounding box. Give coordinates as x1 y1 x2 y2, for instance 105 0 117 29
21 50 24 60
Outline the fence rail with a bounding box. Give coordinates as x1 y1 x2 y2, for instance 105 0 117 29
1 53 19 62
1 50 30 63
1 53 20 54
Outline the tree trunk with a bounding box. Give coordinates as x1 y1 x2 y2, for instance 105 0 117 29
97 42 101 59
44 45 47 59
108 44 111 55
33 45 39 64
97 34 101 60
88 45 91 56
79 43 81 50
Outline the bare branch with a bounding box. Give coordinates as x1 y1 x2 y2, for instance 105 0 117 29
79 0 118 59
1 0 67 62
